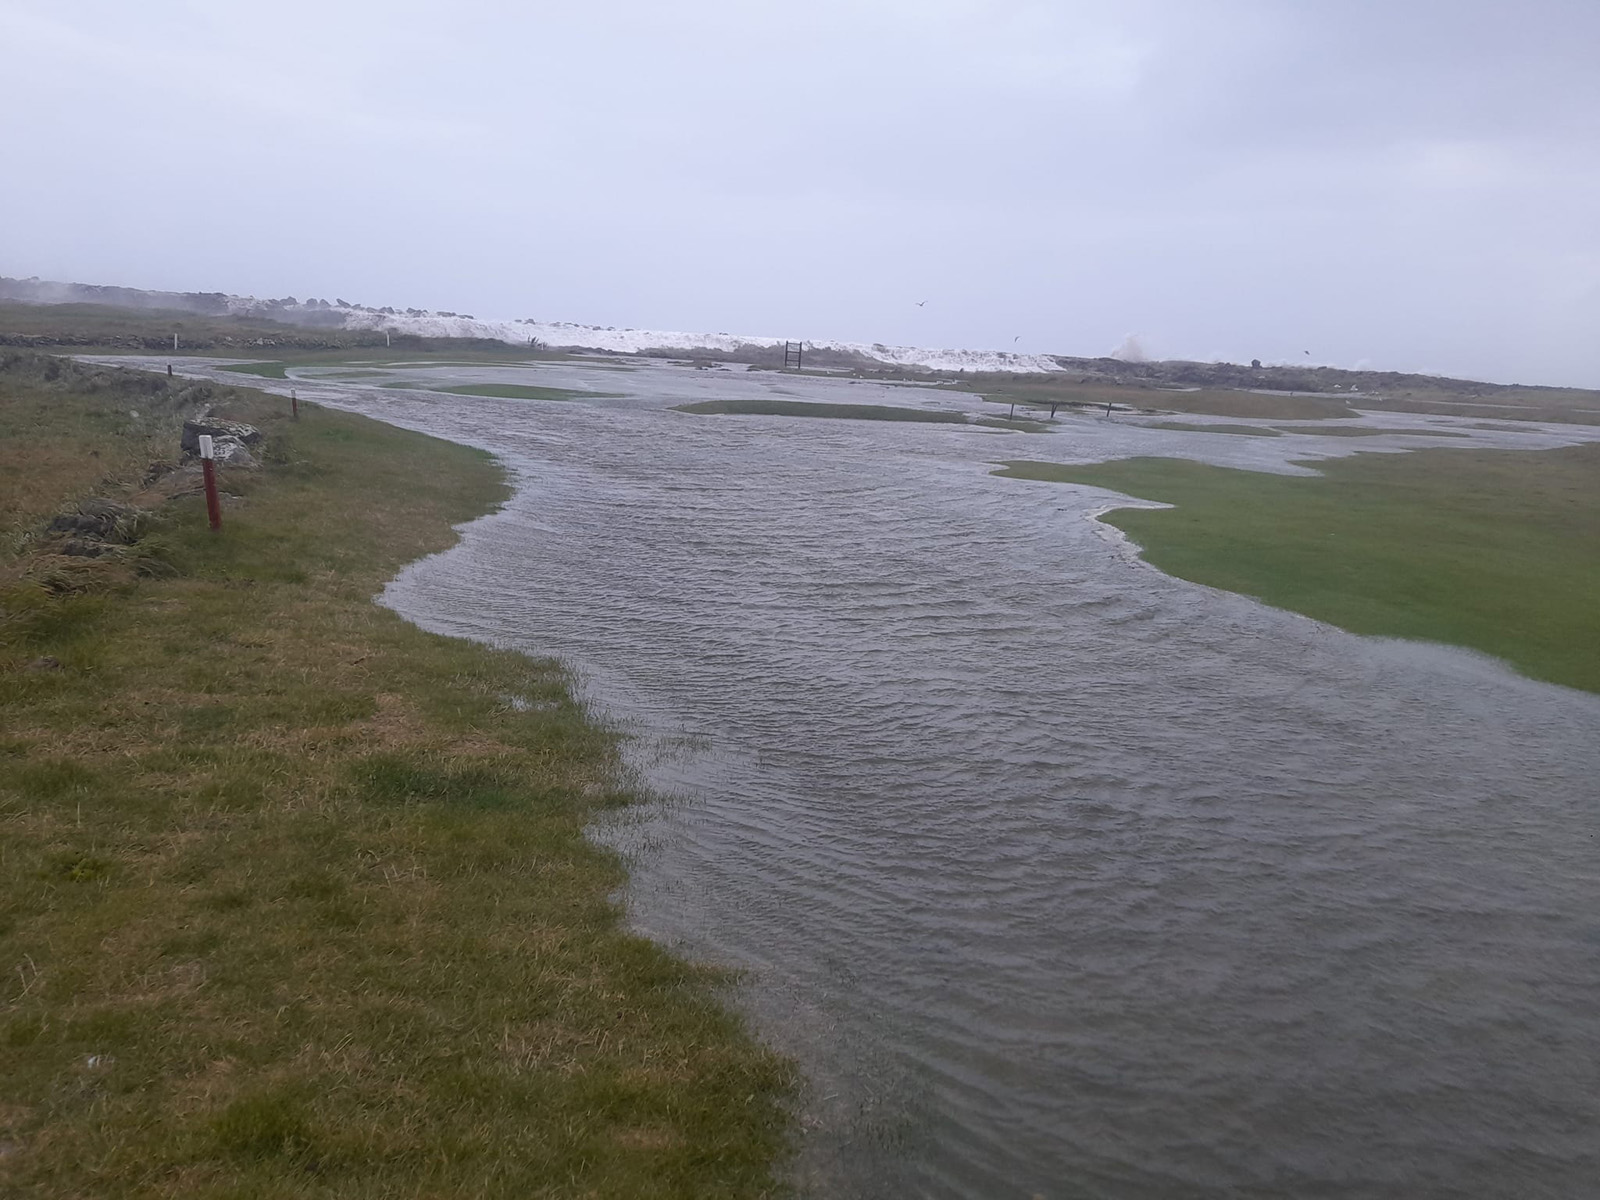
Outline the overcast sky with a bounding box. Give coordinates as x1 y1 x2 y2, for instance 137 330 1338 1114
4 0 1597 385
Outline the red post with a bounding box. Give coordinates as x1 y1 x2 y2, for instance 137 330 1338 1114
199 434 222 532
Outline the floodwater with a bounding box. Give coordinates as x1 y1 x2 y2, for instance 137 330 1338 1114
112 357 1600 1198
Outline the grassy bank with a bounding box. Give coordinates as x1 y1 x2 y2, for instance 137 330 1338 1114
995 446 1600 693
219 356 603 379
0 354 792 1197
0 303 578 366
0 353 199 546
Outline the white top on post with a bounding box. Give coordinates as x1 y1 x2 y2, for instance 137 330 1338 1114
198 434 215 460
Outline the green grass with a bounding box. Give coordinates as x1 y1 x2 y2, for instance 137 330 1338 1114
0 353 793 1197
964 372 1600 426
994 446 1600 693
676 398 969 424
0 304 592 368
219 362 290 379
0 351 212 546
0 303 390 357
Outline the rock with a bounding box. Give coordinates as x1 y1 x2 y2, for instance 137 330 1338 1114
27 656 63 671
132 463 205 504
181 417 261 457
211 438 257 468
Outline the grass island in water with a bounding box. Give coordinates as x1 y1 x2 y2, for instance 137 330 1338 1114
996 448 1600 694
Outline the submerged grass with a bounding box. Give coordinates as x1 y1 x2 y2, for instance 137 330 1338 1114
994 446 1600 693
218 362 291 379
1272 425 1471 438
969 380 1362 422
972 416 1053 433
1143 421 1283 437
676 398 969 424
0 354 793 1197
401 383 626 403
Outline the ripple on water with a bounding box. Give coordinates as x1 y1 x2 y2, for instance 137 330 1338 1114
154 359 1600 1200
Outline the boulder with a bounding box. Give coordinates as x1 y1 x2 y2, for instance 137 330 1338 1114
131 463 205 505
212 439 257 468
181 417 261 457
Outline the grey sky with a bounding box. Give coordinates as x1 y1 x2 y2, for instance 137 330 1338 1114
4 0 1597 385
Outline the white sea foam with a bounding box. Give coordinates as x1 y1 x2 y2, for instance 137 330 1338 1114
241 298 1073 375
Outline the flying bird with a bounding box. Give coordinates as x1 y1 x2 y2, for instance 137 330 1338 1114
1014 336 1021 343
916 300 927 307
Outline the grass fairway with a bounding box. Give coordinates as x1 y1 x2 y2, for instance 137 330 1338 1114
0 354 791 1197
995 446 1600 693
676 398 968 423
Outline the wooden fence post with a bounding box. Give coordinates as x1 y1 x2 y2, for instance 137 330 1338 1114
198 435 222 532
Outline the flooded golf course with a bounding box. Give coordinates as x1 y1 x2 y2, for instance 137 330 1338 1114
118 357 1600 1198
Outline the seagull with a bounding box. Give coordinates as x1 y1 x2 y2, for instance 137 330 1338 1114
1014 336 1021 342
916 300 927 307
1304 350 1311 355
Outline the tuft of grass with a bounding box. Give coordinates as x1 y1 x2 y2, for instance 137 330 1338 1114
17 757 101 797
994 447 1600 692
211 1090 320 1164
351 754 527 811
0 353 793 1197
46 851 114 883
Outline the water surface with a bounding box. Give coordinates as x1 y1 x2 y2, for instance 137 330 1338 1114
107 357 1600 1198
